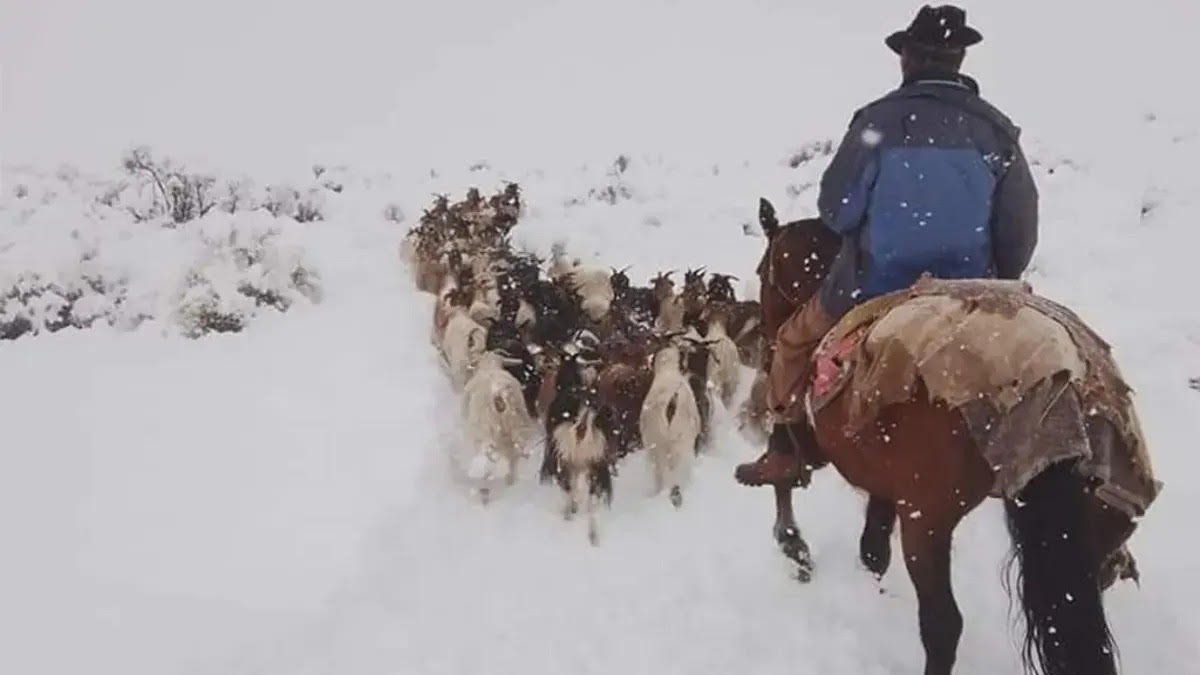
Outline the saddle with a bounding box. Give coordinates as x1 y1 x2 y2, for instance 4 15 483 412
801 275 1159 519
807 275 1037 418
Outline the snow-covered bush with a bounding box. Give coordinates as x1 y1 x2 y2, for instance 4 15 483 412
263 184 325 223
1 160 328 341
0 268 123 339
566 154 636 206
173 214 323 337
121 145 220 224
783 140 834 169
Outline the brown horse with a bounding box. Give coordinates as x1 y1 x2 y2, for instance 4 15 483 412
750 198 1146 675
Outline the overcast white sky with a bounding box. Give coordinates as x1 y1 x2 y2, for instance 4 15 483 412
3 0 1195 176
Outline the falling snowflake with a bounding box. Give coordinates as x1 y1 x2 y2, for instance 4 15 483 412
861 128 884 147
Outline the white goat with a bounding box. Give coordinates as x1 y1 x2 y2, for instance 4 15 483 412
468 280 501 324
654 291 686 332
704 312 742 409
639 341 700 508
736 368 774 448
548 242 613 322
431 277 463 347
461 351 537 503
440 308 487 391
399 235 417 265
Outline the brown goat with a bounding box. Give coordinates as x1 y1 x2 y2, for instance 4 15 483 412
594 337 656 462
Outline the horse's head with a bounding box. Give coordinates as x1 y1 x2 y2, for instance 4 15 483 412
754 198 840 337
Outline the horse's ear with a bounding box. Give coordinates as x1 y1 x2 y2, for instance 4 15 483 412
758 197 780 238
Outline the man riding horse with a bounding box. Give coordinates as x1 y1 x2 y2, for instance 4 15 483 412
736 5 1039 487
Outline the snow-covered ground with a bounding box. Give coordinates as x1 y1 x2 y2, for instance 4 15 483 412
3 1 1199 673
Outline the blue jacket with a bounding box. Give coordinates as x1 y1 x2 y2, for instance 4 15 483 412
816 73 1039 316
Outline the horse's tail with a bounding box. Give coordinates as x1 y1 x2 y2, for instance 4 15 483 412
758 197 780 238
1004 460 1118 675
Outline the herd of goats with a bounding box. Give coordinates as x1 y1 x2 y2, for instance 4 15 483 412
400 184 772 543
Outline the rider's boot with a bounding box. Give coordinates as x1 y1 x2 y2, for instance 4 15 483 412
735 425 804 487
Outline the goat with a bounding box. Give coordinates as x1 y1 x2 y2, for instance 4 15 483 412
495 272 537 340
706 272 739 303
413 245 462 295
726 300 764 368
610 267 656 326
650 271 676 316
700 302 743 408
484 312 541 417
680 267 709 331
594 336 655 463
525 276 585 348
681 333 716 453
655 298 686 332
547 241 581 279
432 283 471 347
461 350 538 503
639 337 701 508
440 303 488 391
543 348 611 545
549 242 613 323
468 278 501 325
736 367 774 447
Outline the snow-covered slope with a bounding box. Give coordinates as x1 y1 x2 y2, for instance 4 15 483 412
3 1 1199 674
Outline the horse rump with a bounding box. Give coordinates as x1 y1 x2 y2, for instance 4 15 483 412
1004 459 1118 675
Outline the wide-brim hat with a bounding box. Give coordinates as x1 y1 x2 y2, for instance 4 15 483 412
886 4 983 55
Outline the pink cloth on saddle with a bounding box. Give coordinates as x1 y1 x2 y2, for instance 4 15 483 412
810 329 863 400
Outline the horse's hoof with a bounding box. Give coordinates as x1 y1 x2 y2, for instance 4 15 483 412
795 560 814 584
777 526 814 581
669 486 683 508
859 536 892 579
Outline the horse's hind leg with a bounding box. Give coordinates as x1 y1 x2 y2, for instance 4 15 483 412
900 517 962 675
860 496 897 579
